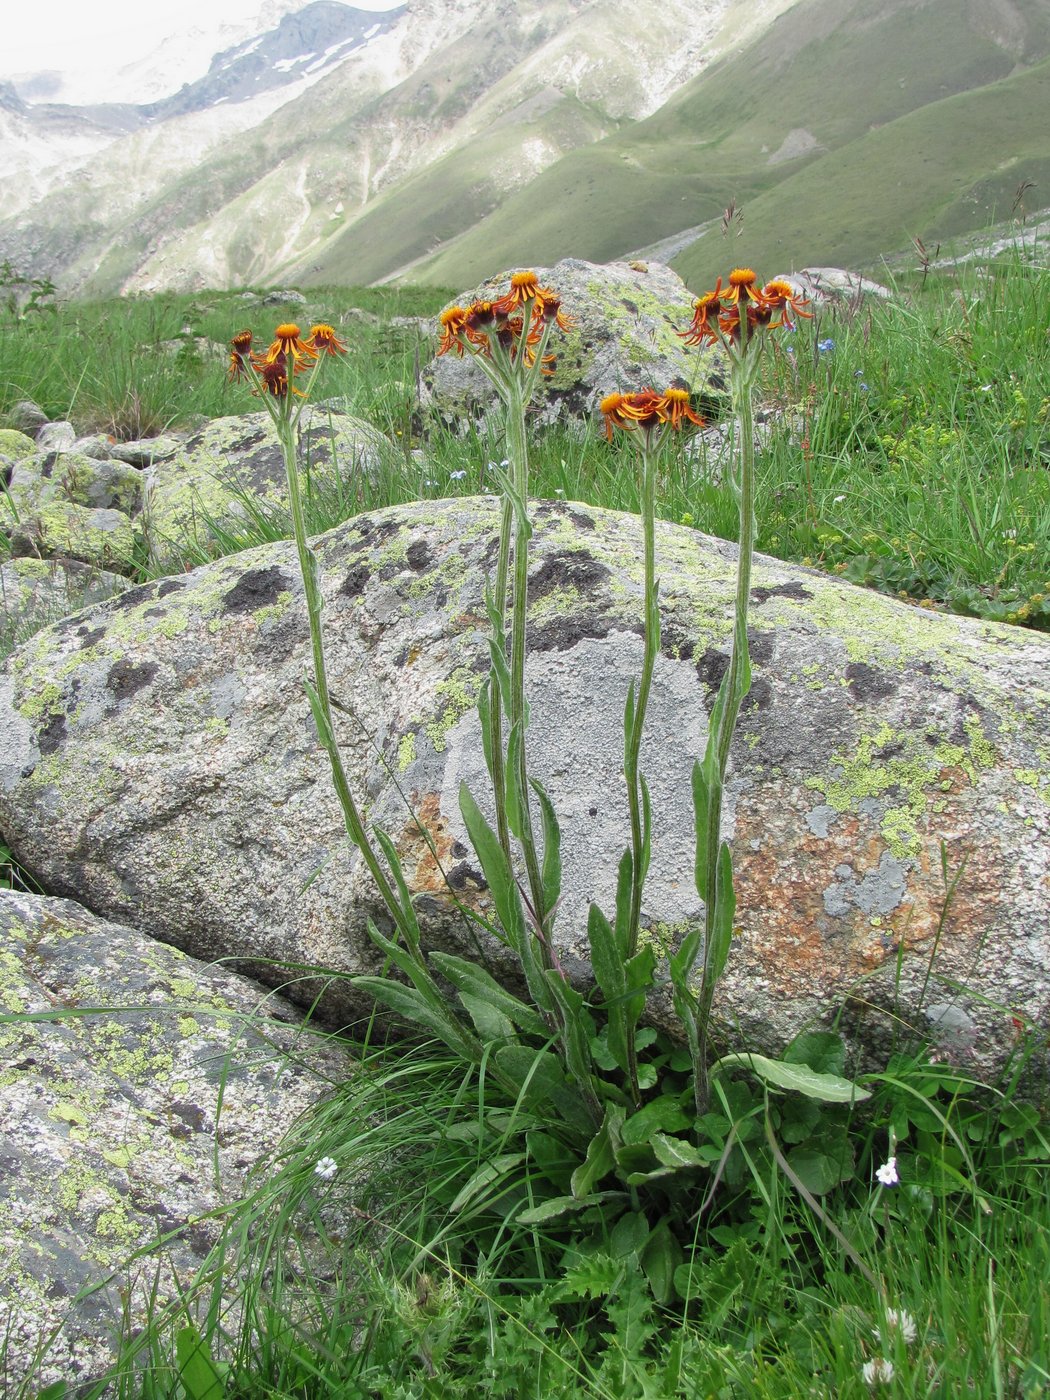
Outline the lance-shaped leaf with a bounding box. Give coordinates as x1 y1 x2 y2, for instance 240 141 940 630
706 840 737 986
353 975 476 1056
430 951 547 1038
571 1106 625 1199
712 1052 871 1104
531 778 562 916
459 781 552 1013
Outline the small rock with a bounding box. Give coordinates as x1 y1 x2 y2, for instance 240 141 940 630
35 421 76 453
5 400 48 437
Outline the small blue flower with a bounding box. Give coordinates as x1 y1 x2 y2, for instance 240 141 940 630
817 338 836 353
784 343 796 356
449 469 467 481
858 383 869 392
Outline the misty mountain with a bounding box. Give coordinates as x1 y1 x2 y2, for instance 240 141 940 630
1 0 1046 296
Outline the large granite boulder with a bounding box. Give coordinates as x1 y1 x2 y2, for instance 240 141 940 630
0 891 349 1393
1 497 1047 1081
422 259 726 434
0 557 129 653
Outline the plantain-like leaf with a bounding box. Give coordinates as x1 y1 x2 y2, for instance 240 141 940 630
641 1221 682 1307
571 1106 625 1199
650 1132 707 1169
516 1191 626 1225
351 975 475 1055
544 969 596 1096
712 1052 871 1103
430 952 546 1037
692 758 712 905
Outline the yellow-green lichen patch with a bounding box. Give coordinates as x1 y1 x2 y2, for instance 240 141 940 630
425 667 483 753
397 732 418 772
0 428 37 459
804 717 999 858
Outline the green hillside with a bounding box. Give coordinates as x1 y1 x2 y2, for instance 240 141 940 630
673 56 1050 289
397 0 1050 288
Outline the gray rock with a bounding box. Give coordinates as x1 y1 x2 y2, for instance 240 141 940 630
8 450 144 515
35 421 76 454
109 435 182 469
1 557 129 651
0 891 349 1393
144 408 393 570
8 500 139 574
422 259 726 434
4 400 48 437
0 497 1047 1081
785 267 893 306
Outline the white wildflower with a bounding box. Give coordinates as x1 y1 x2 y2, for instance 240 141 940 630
314 1156 338 1180
862 1357 895 1386
876 1308 918 1345
449 469 467 481
876 1156 899 1186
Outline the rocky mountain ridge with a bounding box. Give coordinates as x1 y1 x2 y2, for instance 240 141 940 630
1 0 1046 295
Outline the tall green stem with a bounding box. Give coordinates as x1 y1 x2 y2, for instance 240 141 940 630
693 344 758 1111
273 405 406 939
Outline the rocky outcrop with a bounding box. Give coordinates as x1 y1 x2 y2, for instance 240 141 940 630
0 891 349 1392
2 496 1047 1081
422 259 726 433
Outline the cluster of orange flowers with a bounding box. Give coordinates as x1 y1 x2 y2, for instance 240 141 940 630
228 322 347 397
678 268 810 347
600 387 705 440
437 270 572 368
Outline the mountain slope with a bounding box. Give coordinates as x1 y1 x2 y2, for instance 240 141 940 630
397 0 1050 287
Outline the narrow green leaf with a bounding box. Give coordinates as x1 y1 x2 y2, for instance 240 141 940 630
429 952 547 1036
707 840 736 985
459 782 527 954
373 826 422 951
711 1052 871 1103
352 976 473 1054
450 1153 526 1213
531 778 562 915
505 720 527 838
613 847 633 962
692 759 712 903
544 969 595 1095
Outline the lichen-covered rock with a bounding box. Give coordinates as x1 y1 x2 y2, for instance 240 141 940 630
8 499 139 573
145 407 392 570
0 557 129 650
0 427 38 461
35 421 76 454
8 449 144 516
2 401 48 438
0 891 349 1393
421 259 726 433
0 498 1047 1081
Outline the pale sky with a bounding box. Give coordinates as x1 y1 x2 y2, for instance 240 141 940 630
3 0 407 83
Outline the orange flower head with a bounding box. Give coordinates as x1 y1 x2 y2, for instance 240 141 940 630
306 323 348 356
437 305 471 356
678 281 722 346
600 389 665 440
491 269 555 315
258 357 291 398
258 322 317 368
658 386 705 431
228 329 254 381
759 278 812 328
722 268 762 304
532 291 573 332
